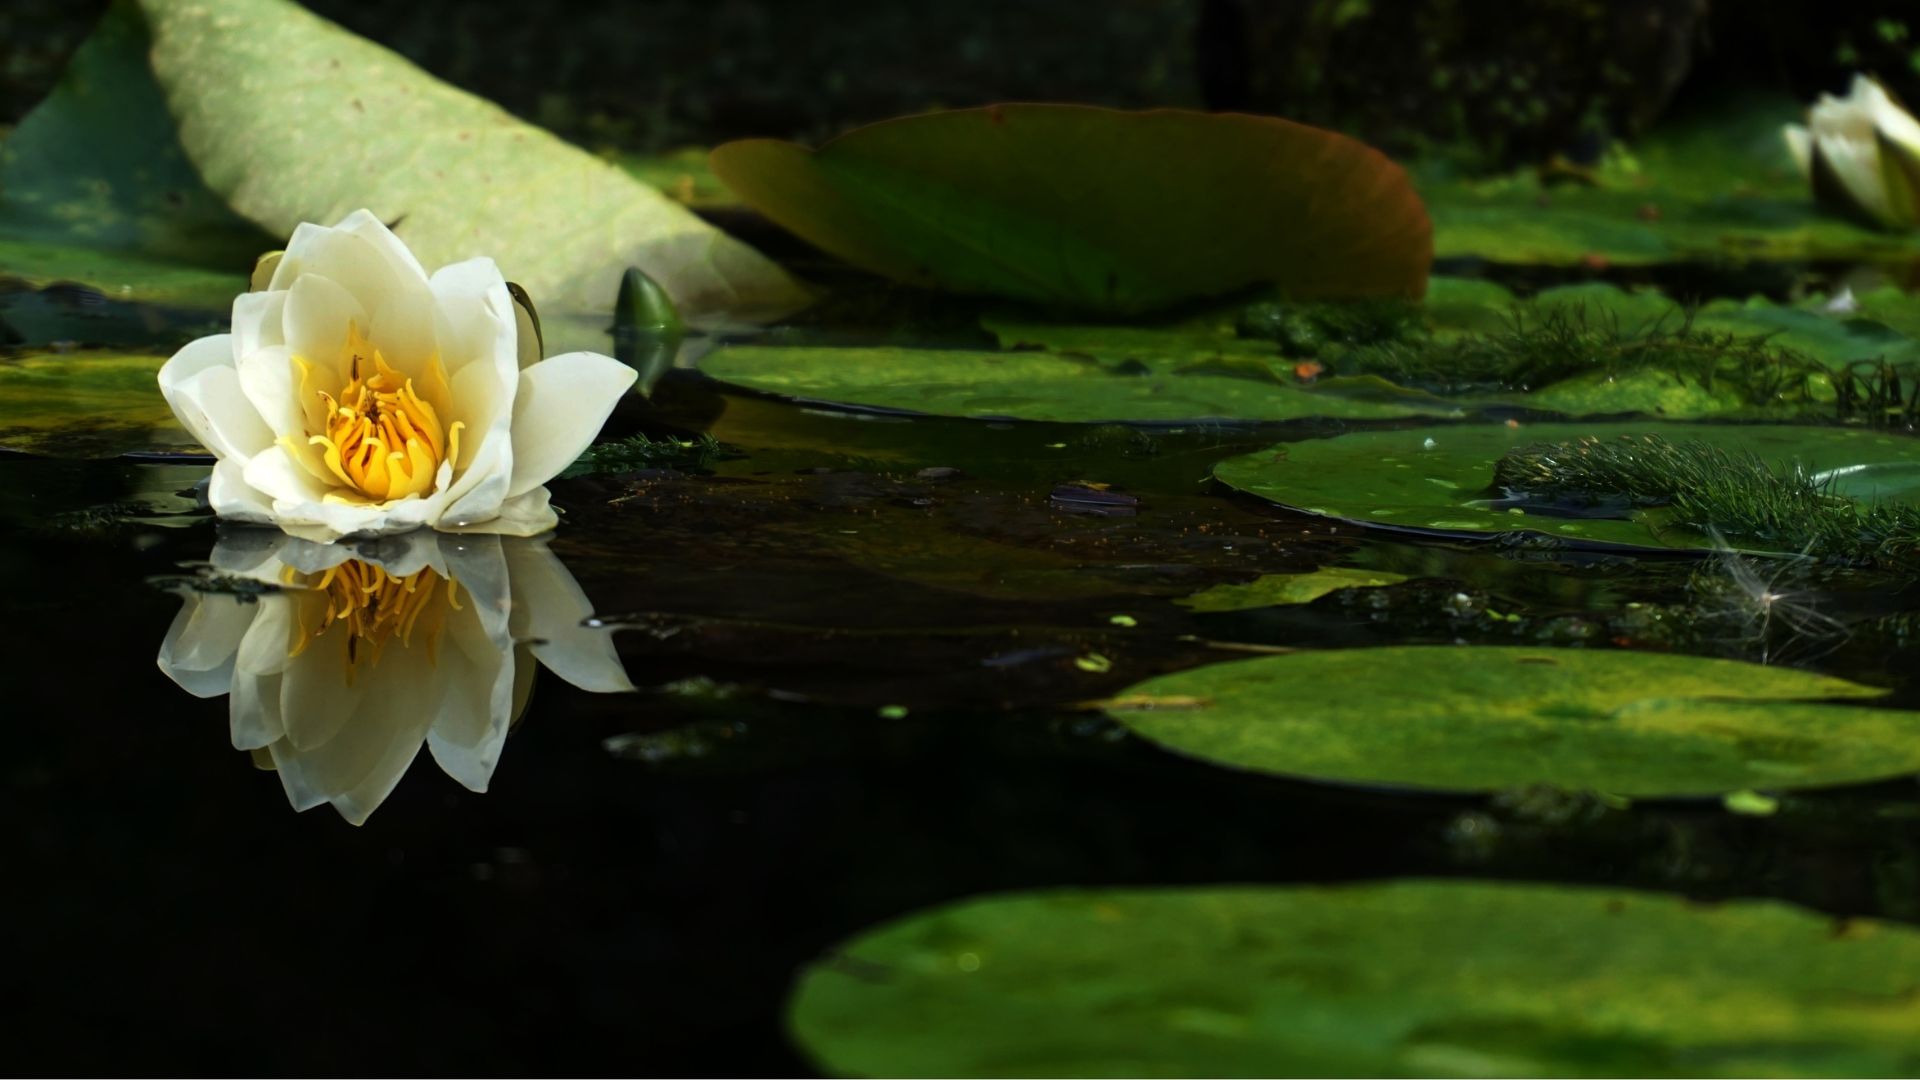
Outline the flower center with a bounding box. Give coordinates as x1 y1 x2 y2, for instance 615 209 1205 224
305 326 462 502
287 559 463 681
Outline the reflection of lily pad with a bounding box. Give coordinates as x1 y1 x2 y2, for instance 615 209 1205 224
699 346 1452 423
711 105 1431 313
790 879 1920 1078
0 351 197 457
1106 646 1918 797
1213 423 1920 550
1176 567 1409 612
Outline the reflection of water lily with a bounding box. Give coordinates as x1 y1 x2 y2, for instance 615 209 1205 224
1783 75 1920 230
159 210 637 542
157 529 630 824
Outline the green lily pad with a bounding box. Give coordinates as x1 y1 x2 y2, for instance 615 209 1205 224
1425 99 1920 266
131 0 804 319
1107 646 1919 797
790 879 1920 1078
0 350 196 457
0 1 261 307
711 105 1432 314
1176 567 1409 612
1213 422 1920 550
698 345 1455 424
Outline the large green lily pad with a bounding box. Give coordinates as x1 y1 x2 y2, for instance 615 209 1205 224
0 1 261 307
0 351 196 457
1425 99 1920 266
1106 646 1918 797
710 105 1432 314
790 879 1920 1078
131 0 804 319
699 345 1456 424
1213 423 1920 550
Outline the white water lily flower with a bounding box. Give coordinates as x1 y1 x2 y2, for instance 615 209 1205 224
156 529 632 825
1783 74 1920 229
159 210 638 542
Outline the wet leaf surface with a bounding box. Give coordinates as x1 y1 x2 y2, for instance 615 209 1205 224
134 0 805 318
711 105 1432 313
790 880 1920 1077
1108 646 1919 797
1213 422 1920 551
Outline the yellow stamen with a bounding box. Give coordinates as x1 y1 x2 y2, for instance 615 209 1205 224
300 324 457 502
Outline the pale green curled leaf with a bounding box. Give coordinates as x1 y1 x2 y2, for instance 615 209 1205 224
698 345 1458 424
711 105 1432 314
0 350 196 457
1107 646 1917 797
0 0 260 305
1176 567 1409 612
790 879 1920 1078
133 0 806 319
1213 422 1920 550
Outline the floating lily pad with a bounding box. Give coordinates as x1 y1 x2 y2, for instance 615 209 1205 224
1213 423 1920 550
699 345 1455 424
131 0 804 319
0 350 196 457
711 105 1431 314
1176 567 1409 612
1425 99 1920 266
790 879 1920 1078
1106 646 1918 797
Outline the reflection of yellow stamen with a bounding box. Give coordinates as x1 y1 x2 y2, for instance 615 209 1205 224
286 559 458 684
300 324 462 502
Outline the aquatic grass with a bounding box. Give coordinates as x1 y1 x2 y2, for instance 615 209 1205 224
1337 304 1837 405
1492 434 1920 568
559 432 728 478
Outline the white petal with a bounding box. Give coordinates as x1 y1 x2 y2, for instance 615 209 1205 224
505 539 633 692
429 258 517 378
438 487 557 537
283 273 367 383
235 343 305 442
367 276 441 379
506 352 637 498
207 458 277 525
1815 132 1898 226
1783 124 1812 180
241 443 333 507
231 289 286 363
159 334 274 462
276 220 410 321
334 209 433 285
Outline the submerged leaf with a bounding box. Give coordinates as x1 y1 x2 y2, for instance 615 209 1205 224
791 880 1920 1077
711 105 1432 313
1175 567 1409 612
1109 646 1916 796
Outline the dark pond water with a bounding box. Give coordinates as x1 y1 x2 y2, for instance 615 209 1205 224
6 270 1920 1072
